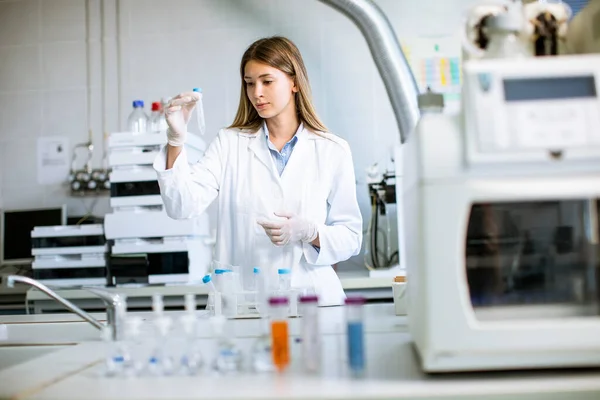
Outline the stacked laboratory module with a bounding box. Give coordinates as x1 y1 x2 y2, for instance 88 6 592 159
103 126 213 285
31 224 108 287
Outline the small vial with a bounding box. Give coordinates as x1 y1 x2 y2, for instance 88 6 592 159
251 319 275 373
278 268 291 291
148 294 175 376
101 325 124 377
179 294 203 375
248 267 260 310
210 316 243 374
345 296 366 377
269 296 290 372
250 267 260 291
123 316 144 377
192 87 205 136
299 295 321 373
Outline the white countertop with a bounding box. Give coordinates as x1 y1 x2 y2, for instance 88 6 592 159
24 273 392 302
1 304 600 400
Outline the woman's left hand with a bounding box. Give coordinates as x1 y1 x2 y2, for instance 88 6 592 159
257 212 318 246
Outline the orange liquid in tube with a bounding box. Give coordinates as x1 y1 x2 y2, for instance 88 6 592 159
271 320 290 371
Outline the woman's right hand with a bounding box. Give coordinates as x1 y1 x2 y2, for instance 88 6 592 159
165 91 200 147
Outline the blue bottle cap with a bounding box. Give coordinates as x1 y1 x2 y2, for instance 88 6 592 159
192 87 202 93
253 267 260 274
132 100 144 108
214 269 231 274
202 274 212 284
277 268 291 275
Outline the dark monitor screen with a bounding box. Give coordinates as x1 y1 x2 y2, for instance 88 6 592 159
1 206 66 264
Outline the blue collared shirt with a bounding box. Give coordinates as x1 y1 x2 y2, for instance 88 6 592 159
264 122 301 176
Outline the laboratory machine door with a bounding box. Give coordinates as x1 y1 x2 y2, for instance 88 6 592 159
465 199 600 320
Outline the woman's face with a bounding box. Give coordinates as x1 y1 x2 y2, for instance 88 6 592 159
244 60 297 119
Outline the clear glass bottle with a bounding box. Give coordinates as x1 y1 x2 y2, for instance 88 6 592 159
149 101 167 133
127 100 149 133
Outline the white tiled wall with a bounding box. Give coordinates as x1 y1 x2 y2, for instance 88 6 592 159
0 0 474 269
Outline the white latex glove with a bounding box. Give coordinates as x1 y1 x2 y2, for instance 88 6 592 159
257 212 318 247
164 91 200 147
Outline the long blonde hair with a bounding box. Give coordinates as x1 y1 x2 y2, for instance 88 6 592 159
228 36 328 133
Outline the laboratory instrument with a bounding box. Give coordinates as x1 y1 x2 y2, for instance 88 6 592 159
405 27 600 371
462 0 572 60
0 205 66 266
104 128 213 285
269 296 290 372
566 0 600 54
30 224 107 287
299 294 321 373
345 296 366 377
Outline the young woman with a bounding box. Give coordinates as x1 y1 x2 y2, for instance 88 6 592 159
153 36 362 306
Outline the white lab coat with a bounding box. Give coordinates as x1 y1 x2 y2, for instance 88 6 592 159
153 125 363 306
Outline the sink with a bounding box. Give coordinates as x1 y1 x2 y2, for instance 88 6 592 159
0 344 75 372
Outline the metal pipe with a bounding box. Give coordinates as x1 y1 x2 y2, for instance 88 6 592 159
318 0 420 143
2 275 104 331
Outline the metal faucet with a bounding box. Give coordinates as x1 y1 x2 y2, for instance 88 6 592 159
1 275 125 340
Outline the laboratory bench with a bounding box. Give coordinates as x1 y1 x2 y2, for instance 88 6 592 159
1 304 600 399
19 270 392 314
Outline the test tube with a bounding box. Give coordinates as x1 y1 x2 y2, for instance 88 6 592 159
221 270 237 317
269 296 290 372
278 268 291 291
299 295 321 373
345 296 366 377
192 87 205 136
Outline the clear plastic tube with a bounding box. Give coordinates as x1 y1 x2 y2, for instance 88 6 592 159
192 88 205 136
278 268 291 291
300 295 321 373
269 296 290 372
345 296 366 377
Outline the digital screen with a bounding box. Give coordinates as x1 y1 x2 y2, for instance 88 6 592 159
2 208 64 263
503 76 597 102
